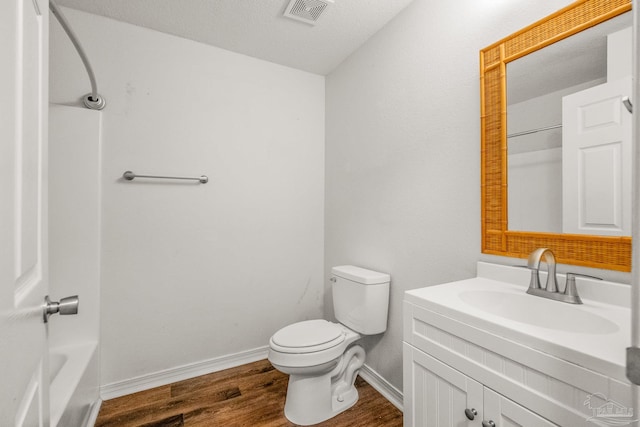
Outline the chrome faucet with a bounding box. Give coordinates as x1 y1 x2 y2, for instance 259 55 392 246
526 248 558 293
525 248 599 304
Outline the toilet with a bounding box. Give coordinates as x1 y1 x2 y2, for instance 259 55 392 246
268 265 390 425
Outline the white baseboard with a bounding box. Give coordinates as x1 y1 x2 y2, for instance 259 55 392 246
98 346 403 414
359 364 403 412
84 399 102 427
100 346 269 400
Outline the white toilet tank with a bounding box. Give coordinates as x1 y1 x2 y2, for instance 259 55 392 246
331 265 390 335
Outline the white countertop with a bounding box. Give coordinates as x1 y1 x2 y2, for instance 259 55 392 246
405 262 631 382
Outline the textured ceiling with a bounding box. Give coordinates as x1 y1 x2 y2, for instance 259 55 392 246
54 0 416 75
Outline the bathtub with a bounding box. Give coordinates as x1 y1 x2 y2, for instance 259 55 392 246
49 342 100 427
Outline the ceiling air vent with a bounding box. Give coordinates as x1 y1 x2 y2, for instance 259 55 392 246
283 0 334 25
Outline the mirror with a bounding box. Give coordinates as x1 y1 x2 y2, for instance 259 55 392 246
480 0 632 271
507 12 632 235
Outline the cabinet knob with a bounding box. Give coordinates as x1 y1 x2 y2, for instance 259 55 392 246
482 421 496 427
464 408 477 420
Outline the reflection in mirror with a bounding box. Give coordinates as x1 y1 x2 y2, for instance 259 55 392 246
506 12 632 236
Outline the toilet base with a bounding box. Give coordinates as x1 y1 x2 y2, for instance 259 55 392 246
331 383 359 415
282 345 365 426
283 374 359 426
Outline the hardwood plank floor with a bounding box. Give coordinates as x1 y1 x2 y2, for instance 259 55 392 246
95 359 403 427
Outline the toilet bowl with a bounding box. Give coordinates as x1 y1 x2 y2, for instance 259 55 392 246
268 265 390 426
268 320 363 425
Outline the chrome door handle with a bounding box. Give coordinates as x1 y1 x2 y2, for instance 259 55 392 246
622 96 633 114
43 295 79 323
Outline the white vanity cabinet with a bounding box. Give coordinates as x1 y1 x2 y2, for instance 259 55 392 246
403 342 482 427
402 263 633 427
404 343 557 427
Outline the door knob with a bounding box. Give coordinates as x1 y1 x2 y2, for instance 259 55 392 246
43 295 79 323
464 408 477 420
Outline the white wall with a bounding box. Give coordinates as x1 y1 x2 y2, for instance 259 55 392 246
608 27 633 81
49 105 101 348
508 148 562 233
50 8 325 386
325 0 579 390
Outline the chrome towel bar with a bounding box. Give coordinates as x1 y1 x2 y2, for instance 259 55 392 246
122 171 208 184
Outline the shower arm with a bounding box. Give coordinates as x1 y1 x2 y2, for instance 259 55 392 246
49 0 106 110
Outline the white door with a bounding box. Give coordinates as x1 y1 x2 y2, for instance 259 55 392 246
403 343 483 427
562 76 632 235
1 0 50 425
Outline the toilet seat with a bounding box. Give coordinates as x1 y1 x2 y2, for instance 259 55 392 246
271 320 345 354
268 319 360 369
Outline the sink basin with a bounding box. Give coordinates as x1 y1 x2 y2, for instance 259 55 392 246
459 290 619 334
405 264 631 382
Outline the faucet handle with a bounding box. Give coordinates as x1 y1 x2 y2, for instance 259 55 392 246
515 265 542 290
565 272 603 281
563 273 602 304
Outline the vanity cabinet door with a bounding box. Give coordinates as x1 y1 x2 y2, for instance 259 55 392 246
403 343 483 427
483 388 559 427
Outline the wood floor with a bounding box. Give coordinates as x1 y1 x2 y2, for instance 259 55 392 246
95 359 403 427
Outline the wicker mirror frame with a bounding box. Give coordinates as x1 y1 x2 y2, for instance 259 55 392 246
480 0 632 272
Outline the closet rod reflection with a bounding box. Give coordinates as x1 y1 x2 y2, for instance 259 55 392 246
123 171 208 184
508 124 562 139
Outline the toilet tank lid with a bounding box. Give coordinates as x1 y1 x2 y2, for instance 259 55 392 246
331 265 390 285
